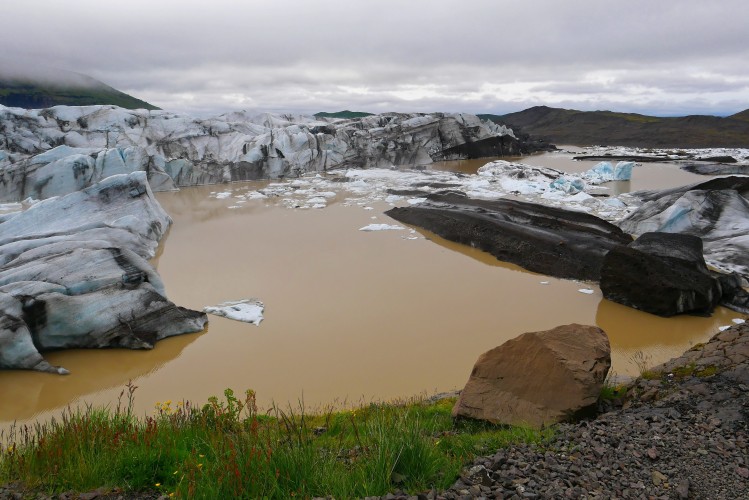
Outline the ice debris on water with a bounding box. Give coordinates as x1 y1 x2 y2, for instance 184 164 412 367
719 325 732 332
732 318 745 324
550 176 585 194
203 299 264 326
578 288 595 295
359 224 405 231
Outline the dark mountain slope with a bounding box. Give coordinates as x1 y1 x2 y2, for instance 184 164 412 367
0 71 158 110
314 110 374 119
480 106 749 148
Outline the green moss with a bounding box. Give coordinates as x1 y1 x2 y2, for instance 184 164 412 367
695 365 718 378
671 363 697 378
639 370 663 380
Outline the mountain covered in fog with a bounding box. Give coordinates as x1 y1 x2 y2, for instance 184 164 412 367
0 67 158 110
481 106 749 148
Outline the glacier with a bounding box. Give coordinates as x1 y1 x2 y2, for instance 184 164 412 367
0 172 207 373
0 105 521 201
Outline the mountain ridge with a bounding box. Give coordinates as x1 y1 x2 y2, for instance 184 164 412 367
480 106 749 148
0 70 158 110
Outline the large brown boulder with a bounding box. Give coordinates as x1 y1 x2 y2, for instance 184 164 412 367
452 324 611 429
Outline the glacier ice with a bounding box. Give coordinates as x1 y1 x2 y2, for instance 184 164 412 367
0 105 519 201
204 299 264 326
0 172 206 374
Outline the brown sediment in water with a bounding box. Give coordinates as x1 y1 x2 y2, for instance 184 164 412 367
0 152 741 432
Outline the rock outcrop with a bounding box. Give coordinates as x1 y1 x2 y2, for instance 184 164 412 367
0 105 520 200
600 233 724 317
0 172 207 374
385 192 632 281
681 163 749 176
452 324 611 428
620 176 749 277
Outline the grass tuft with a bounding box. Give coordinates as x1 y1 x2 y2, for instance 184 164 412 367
1 383 552 498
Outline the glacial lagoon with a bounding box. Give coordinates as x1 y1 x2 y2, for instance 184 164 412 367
0 149 743 431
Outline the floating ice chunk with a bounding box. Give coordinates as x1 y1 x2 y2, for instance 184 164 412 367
581 161 615 183
407 197 427 205
550 176 585 194
359 224 405 231
719 325 732 331
204 299 264 325
578 288 595 294
363 206 374 210
307 197 327 206
733 318 746 324
214 191 232 199
581 161 634 183
246 191 268 200
614 161 635 180
317 191 337 199
385 195 403 203
540 281 550 285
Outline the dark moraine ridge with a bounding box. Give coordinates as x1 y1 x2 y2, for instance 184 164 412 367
385 192 632 281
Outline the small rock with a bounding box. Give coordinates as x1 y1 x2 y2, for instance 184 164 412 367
652 470 667 486
676 479 690 499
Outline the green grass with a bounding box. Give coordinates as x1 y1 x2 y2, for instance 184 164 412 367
0 385 552 499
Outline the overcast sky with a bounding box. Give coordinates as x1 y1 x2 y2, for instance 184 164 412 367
2 0 748 117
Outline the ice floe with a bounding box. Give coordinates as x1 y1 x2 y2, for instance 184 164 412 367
359 224 405 231
203 299 265 326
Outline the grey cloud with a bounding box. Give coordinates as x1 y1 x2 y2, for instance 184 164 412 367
2 0 748 116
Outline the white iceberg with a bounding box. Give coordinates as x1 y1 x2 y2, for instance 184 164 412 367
582 161 634 182
203 299 264 326
359 224 405 231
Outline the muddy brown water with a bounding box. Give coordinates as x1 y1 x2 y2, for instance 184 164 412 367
1 151 743 432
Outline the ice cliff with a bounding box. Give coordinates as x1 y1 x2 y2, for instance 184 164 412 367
0 172 207 373
0 105 518 201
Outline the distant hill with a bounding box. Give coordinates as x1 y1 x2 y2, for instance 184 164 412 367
480 106 749 148
0 70 159 110
314 110 374 119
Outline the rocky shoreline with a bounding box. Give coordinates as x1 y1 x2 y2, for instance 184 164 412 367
400 321 749 500
2 322 747 499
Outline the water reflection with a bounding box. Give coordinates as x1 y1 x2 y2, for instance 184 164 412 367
0 329 202 422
